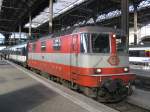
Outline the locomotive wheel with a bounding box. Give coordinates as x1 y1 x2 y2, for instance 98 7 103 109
27 66 130 103
127 84 134 96
97 79 129 103
97 87 127 103
82 87 97 98
70 83 79 90
62 80 70 88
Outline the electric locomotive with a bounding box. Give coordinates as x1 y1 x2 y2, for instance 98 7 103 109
27 26 135 102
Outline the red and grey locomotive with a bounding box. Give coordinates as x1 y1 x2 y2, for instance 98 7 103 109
27 26 135 102
3 26 136 102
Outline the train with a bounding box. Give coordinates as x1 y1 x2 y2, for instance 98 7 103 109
1 43 27 66
129 45 150 66
2 26 136 102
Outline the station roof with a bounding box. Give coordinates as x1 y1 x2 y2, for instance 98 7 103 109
36 0 150 33
0 0 50 34
0 0 149 35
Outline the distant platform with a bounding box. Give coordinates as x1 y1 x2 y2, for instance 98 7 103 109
130 65 150 78
127 88 150 111
128 65 150 110
0 60 118 112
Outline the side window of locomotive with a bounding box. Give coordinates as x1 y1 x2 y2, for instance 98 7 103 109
41 41 46 51
91 33 110 53
72 35 78 51
53 38 61 51
80 33 91 53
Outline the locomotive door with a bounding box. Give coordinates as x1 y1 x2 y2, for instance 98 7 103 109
70 34 79 83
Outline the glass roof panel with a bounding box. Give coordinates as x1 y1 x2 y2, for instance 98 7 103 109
96 0 150 23
25 0 86 28
0 0 3 11
25 0 150 28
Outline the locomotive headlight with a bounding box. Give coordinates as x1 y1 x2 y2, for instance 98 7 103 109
113 34 116 38
124 67 129 72
96 68 102 73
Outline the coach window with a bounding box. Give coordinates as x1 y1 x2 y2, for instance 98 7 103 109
17 48 21 55
41 41 46 51
53 38 61 51
129 50 140 57
139 50 145 57
22 47 26 56
129 51 134 57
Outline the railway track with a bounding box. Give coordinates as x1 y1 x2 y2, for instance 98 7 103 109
130 65 150 91
135 77 150 91
104 101 149 112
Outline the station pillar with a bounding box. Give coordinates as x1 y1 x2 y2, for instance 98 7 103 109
133 3 138 45
19 25 22 42
29 14 32 40
4 33 10 46
121 0 129 50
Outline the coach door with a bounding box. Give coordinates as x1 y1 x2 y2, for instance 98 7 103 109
70 34 79 82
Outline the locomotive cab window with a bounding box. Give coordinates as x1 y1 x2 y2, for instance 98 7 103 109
91 33 110 53
80 33 91 53
41 41 46 51
80 33 110 53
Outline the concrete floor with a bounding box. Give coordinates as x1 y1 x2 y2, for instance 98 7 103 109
127 88 150 111
128 66 150 111
130 65 150 78
0 60 118 112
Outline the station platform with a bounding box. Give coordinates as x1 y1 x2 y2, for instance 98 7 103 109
130 65 150 78
0 60 118 112
127 88 150 111
129 65 150 111
131 66 150 90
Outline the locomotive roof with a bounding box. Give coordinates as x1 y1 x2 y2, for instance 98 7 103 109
33 26 122 42
73 26 121 34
